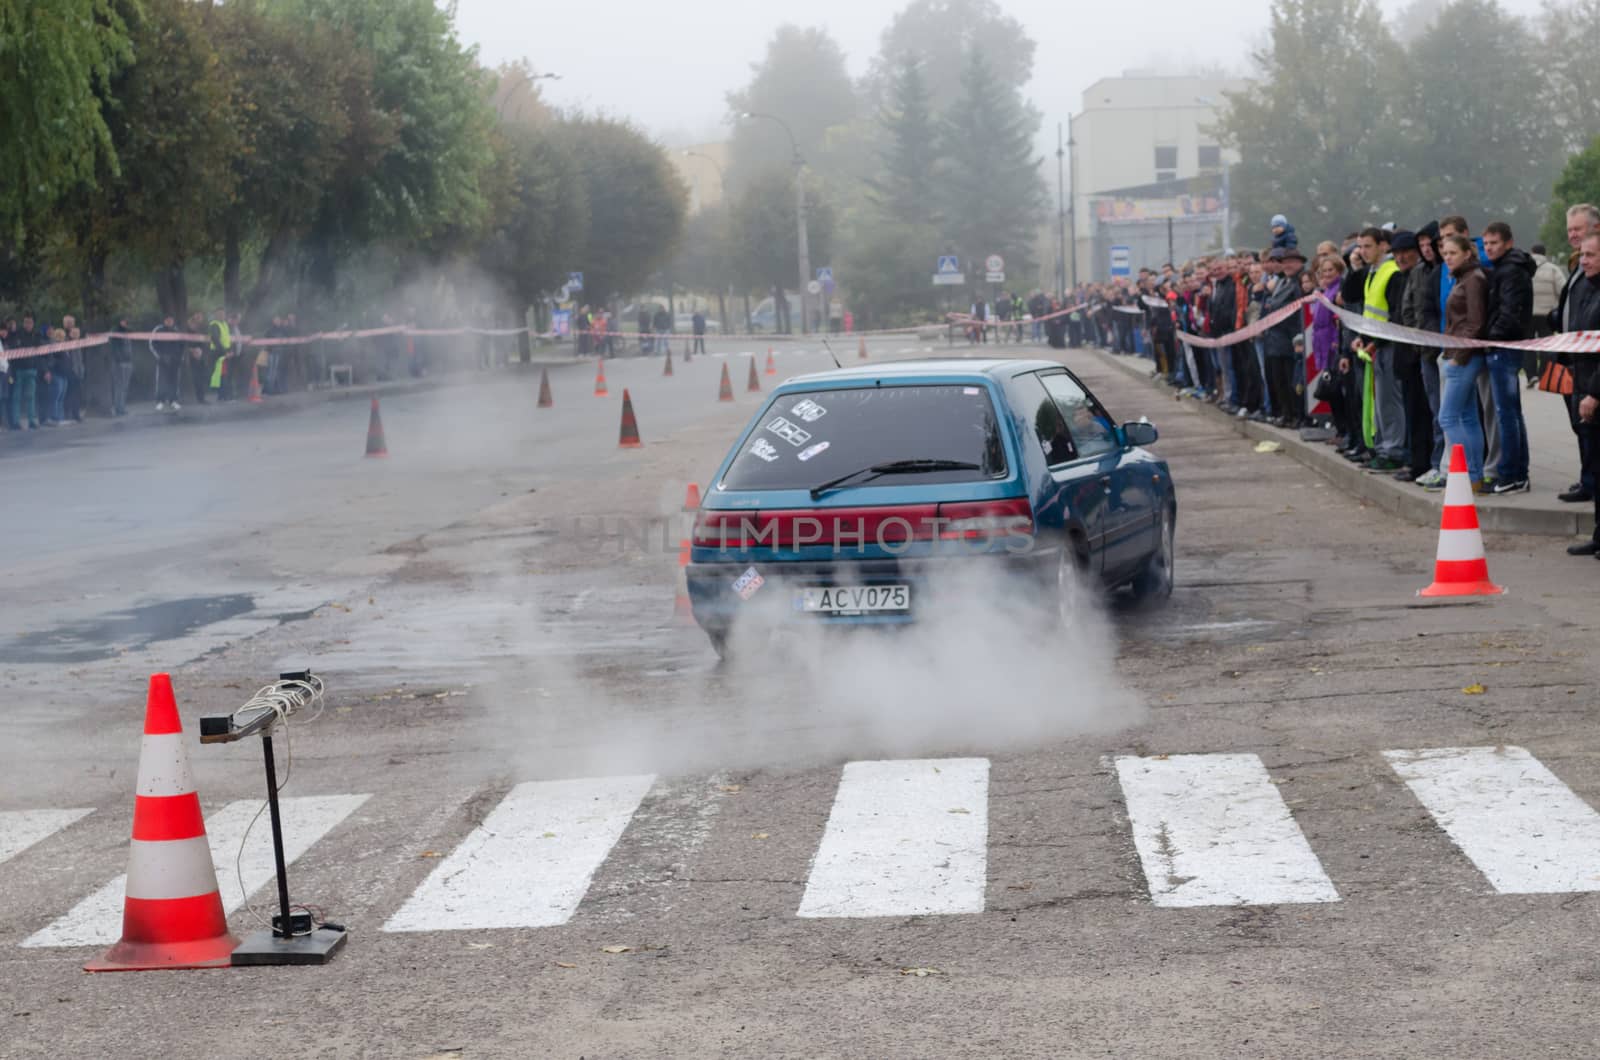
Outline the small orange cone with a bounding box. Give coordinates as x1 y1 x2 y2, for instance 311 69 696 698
858 337 868 360
247 367 263 404
86 674 239 972
674 535 695 623
718 363 734 402
664 350 674 377
683 483 701 512
746 357 761 393
1418 444 1505 598
537 367 553 408
365 398 388 457
594 358 609 397
766 348 777 375
618 388 642 448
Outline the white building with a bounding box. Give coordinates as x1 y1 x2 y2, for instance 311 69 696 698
1066 73 1246 283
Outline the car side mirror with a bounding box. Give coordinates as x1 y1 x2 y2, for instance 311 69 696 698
1121 420 1158 447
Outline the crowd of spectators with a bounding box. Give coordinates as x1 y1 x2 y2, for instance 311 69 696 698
1066 204 1600 556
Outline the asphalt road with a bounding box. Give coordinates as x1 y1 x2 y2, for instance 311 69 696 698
2 333 1598 1059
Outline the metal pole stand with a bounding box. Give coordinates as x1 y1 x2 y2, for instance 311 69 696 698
229 726 347 966
200 670 346 966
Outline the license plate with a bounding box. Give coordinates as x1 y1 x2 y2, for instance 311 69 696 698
797 585 911 614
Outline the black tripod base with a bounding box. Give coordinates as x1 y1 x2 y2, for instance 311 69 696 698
231 926 347 966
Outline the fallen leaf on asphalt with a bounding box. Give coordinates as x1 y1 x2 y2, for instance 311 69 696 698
751 832 770 840
1253 440 1282 454
947 808 970 815
554 961 576 969
600 945 632 954
1006 882 1034 892
899 967 942 977
718 784 743 794
419 851 442 858
468 942 493 950
1462 683 1487 695
542 831 557 838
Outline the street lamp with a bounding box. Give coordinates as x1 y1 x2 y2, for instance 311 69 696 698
1067 116 1079 291
738 109 812 335
497 71 560 117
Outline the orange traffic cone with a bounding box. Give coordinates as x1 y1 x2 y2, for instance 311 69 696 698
86 674 239 972
365 398 387 457
683 482 701 512
766 348 777 375
858 336 868 360
618 388 642 448
594 358 609 397
247 367 263 404
537 367 553 408
718 363 734 402
674 535 695 624
1418 444 1505 597
664 350 674 377
746 357 761 393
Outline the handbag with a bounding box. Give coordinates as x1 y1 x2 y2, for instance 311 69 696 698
1313 369 1338 403
1538 359 1574 396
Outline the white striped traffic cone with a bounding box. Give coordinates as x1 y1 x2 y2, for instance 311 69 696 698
86 674 239 971
1418 444 1506 598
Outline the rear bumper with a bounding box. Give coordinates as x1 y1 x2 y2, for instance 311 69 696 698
686 547 1060 632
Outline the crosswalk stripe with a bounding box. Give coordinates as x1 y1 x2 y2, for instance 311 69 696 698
383 775 657 932
0 808 94 868
21 794 369 948
1384 746 1600 893
797 758 988 919
1116 753 1339 907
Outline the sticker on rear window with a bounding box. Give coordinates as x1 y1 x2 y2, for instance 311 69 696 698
963 387 981 395
797 440 830 462
748 438 780 462
765 416 812 447
790 399 828 423
732 566 765 600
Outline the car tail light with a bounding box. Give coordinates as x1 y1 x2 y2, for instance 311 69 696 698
935 497 1034 541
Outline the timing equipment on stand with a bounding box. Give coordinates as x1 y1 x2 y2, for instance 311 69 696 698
200 670 347 966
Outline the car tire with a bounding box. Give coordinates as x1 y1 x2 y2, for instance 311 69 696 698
1043 538 1090 627
1130 506 1175 604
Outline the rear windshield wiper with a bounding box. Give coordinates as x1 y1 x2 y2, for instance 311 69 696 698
808 459 981 499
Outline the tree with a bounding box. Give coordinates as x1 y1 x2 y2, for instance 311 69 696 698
870 54 941 230
731 170 835 316
1540 0 1600 156
0 0 131 237
843 219 945 328
868 0 1035 111
1397 0 1561 239
478 122 588 311
1216 0 1406 246
1540 136 1600 254
554 116 689 302
725 26 858 195
938 48 1044 276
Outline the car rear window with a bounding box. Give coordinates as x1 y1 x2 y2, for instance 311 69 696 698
720 384 1007 491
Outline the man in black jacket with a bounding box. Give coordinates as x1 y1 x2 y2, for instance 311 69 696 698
1558 232 1600 555
1481 221 1535 494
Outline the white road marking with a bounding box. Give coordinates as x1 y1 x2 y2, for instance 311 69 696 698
1116 753 1338 907
22 794 369 948
1385 746 1600 893
0 808 93 868
383 774 656 932
797 758 988 918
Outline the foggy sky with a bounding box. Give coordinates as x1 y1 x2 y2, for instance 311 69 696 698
456 0 1546 146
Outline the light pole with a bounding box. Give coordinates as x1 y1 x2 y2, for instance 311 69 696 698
1067 116 1079 291
683 150 733 332
739 110 811 335
496 71 560 117
1055 123 1067 300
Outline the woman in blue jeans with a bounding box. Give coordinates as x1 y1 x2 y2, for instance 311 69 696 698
1436 235 1491 489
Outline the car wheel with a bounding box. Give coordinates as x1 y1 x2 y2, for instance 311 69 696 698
1130 506 1175 604
1044 538 1090 627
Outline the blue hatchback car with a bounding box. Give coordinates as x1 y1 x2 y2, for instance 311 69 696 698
686 358 1176 657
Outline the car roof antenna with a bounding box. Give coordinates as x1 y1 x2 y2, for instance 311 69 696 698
820 337 843 369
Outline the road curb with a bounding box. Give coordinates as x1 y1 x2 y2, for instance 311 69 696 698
1080 346 1595 540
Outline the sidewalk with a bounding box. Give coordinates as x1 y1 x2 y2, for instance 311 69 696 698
1083 346 1596 540
0 356 583 461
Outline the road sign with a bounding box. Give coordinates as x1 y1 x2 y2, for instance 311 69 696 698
568 271 584 292
986 271 1006 284
933 255 965 286
807 280 823 296
817 267 836 295
1109 247 1131 278
985 254 1005 274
